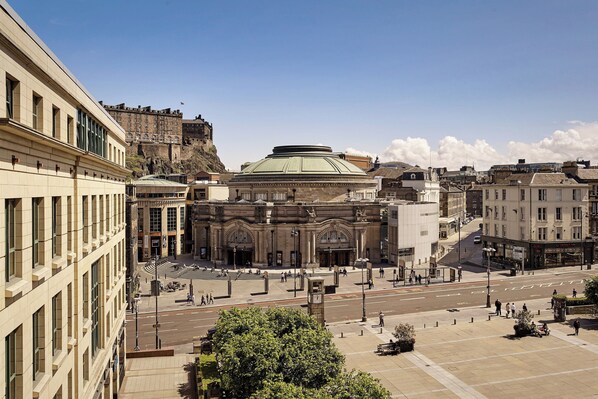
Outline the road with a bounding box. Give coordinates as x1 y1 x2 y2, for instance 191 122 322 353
126 268 597 351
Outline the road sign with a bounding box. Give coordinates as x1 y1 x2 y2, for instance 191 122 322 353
513 246 524 261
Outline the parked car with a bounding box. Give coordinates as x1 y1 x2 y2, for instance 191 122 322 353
473 236 481 244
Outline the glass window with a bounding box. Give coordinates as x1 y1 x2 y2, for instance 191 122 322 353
538 189 547 201
67 283 73 338
91 261 100 357
520 189 525 201
32 94 42 130
556 207 562 221
6 77 17 119
32 198 41 268
67 196 72 252
138 208 143 232
149 208 161 232
76 109 106 158
91 196 97 240
52 197 59 257
52 107 59 138
33 307 43 379
573 188 580 201
82 272 89 319
180 207 185 229
167 207 176 231
82 196 89 244
556 227 562 240
501 189 506 200
5 199 17 281
52 293 62 356
99 196 104 235
5 327 20 399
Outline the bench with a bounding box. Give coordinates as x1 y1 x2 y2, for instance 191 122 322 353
376 342 400 355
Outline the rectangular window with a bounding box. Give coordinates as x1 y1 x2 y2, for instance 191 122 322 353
494 224 498 236
6 77 17 119
52 107 59 138
138 208 143 232
573 206 582 221
538 227 547 240
520 226 525 240
494 206 498 219
82 349 89 382
255 193 268 201
538 189 547 201
556 207 562 221
572 226 581 240
99 195 104 235
5 327 20 399
52 197 59 257
556 189 562 201
32 94 42 130
573 188 580 201
149 208 161 232
82 272 89 319
556 227 562 240
5 199 17 281
537 207 546 221
501 206 506 220
76 109 106 158
520 189 525 201
106 196 110 232
501 225 506 237
501 189 506 200
272 192 286 201
91 195 97 240
32 198 41 268
494 189 498 200
67 283 73 338
66 116 73 144
485 189 489 200
33 307 44 379
52 293 62 356
91 261 100 357
520 206 525 221
241 192 251 201
82 196 89 244
67 197 72 252
180 207 185 229
167 207 176 231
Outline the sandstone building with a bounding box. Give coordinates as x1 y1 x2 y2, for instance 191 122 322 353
1 2 128 398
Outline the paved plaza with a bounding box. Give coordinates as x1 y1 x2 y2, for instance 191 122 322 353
331 298 598 398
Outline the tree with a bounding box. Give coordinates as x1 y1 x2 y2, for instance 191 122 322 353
584 275 598 306
250 381 332 399
324 370 392 399
513 310 534 337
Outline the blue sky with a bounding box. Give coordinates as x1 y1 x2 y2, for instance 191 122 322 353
9 0 598 170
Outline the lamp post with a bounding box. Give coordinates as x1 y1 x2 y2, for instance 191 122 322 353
154 256 160 349
457 216 461 268
291 228 299 297
358 258 369 322
483 247 496 308
134 298 140 351
233 246 237 270
328 247 332 271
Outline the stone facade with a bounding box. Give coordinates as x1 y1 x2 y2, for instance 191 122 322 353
1 4 128 398
182 114 213 144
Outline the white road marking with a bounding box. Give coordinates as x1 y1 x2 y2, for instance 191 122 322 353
436 293 461 297
401 297 426 301
326 304 349 308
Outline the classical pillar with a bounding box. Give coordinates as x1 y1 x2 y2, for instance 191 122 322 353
307 234 311 264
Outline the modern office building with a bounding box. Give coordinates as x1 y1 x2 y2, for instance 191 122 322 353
1 2 128 398
387 201 439 267
481 173 594 269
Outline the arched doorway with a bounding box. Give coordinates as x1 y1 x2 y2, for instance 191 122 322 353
226 228 254 267
318 228 353 267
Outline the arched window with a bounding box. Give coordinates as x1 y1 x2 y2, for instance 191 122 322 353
319 230 349 243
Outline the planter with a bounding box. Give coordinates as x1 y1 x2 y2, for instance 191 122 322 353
398 341 414 352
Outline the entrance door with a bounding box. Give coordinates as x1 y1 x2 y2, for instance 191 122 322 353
168 236 176 256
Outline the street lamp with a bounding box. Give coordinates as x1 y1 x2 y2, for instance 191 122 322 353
483 247 496 308
133 298 140 351
328 247 332 271
233 246 237 270
291 228 299 297
357 257 369 322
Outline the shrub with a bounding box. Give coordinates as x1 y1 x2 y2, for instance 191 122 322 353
392 323 415 343
513 310 534 337
566 297 593 306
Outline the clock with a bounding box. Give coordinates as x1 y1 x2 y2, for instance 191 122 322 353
311 293 323 304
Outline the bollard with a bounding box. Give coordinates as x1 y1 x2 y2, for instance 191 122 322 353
435 321 439 327
471 317 474 323
453 319 456 325
488 315 491 321
360 330 363 336
341 332 344 338
537 309 541 315
380 328 383 334
424 323 426 328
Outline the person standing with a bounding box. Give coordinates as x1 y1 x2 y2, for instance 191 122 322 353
522 303 528 312
191 294 196 306
573 318 581 335
200 295 206 306
495 299 501 316
209 293 214 304
379 311 385 327
573 288 577 298
511 303 516 317
505 302 511 319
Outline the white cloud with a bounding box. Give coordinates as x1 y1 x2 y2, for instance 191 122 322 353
349 121 598 171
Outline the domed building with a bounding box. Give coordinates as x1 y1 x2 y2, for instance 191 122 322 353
192 145 383 268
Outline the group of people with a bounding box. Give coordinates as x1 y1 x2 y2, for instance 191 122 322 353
186 292 214 306
408 274 430 285
495 299 529 318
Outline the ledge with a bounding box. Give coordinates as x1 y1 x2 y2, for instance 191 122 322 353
99 235 106 245
67 337 77 350
67 251 76 261
91 239 99 250
32 266 51 281
5 278 28 298
52 256 66 271
106 288 112 300
83 318 92 334
32 373 50 398
52 350 67 371
82 243 91 255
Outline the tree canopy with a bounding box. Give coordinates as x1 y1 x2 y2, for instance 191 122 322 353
584 275 598 306
213 307 390 399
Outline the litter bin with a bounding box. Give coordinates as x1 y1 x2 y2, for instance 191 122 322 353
509 268 516 276
324 285 336 294
587 263 592 270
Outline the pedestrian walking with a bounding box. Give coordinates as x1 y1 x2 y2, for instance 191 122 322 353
186 292 191 305
495 299 502 316
426 275 431 286
191 294 196 306
209 293 214 304
511 303 516 317
573 318 581 335
551 296 555 309
200 295 206 306
505 302 511 318
418 274 422 284
379 267 383 278
280 273 284 282
409 275 413 284
553 289 558 296
572 288 577 298
522 303 528 312
379 311 385 327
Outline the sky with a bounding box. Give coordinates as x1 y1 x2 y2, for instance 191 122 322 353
8 0 598 171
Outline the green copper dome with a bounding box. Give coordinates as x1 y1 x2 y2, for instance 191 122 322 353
237 145 366 178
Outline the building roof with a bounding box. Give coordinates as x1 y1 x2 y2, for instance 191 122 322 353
575 169 598 181
367 167 406 179
496 172 583 186
133 176 188 188
235 145 367 179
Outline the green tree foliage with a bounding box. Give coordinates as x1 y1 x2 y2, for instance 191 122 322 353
324 370 392 399
584 275 598 306
213 307 392 399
